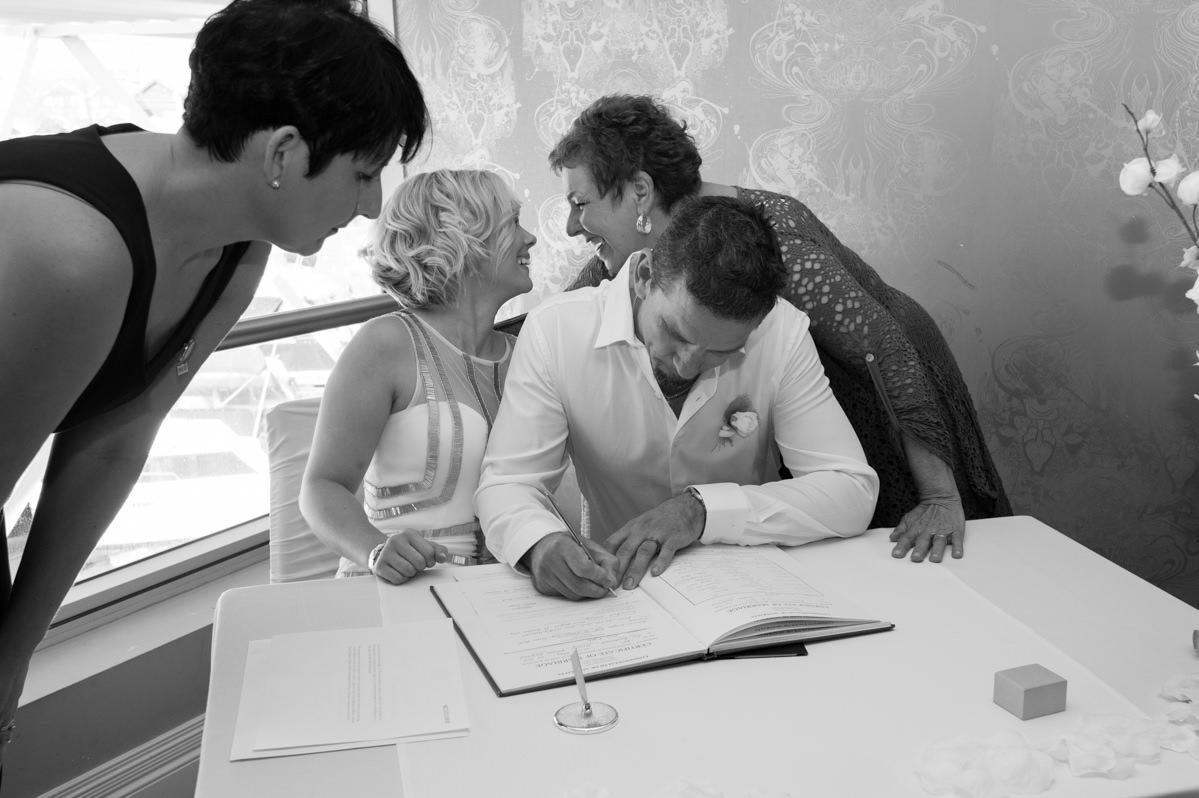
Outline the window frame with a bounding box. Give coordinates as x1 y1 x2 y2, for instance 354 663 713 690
41 294 398 649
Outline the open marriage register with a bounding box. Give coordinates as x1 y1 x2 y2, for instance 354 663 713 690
431 544 893 696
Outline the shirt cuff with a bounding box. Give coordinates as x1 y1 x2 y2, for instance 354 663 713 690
687 482 748 545
499 516 567 575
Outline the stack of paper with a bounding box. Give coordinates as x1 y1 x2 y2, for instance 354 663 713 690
231 618 468 760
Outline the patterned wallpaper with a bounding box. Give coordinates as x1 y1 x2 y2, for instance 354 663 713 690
393 0 1199 608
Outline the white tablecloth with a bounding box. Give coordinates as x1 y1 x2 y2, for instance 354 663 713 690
196 516 1199 797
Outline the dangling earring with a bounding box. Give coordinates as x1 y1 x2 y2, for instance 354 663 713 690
269 179 281 190
636 213 652 235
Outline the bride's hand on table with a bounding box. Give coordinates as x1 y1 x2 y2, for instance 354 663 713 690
371 531 447 585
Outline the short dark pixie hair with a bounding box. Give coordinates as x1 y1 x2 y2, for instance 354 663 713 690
548 94 701 212
184 0 428 176
651 196 785 322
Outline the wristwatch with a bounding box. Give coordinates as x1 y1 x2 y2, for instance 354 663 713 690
367 542 386 575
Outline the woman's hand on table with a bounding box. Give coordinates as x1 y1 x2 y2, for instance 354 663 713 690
889 498 966 563
370 531 447 585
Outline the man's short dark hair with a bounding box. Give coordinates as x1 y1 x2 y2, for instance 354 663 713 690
548 94 701 213
183 0 428 176
651 196 785 321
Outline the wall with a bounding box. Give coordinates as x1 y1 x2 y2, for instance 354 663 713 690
3 557 268 798
393 0 1199 607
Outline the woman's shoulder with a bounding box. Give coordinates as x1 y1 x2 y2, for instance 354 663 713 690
734 185 808 215
340 311 415 363
0 183 133 299
0 185 136 427
326 312 417 397
733 186 838 245
356 310 414 343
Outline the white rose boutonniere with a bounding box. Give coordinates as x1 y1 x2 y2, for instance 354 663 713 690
730 411 758 437
714 394 758 450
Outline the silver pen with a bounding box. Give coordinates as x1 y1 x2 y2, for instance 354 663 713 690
570 647 592 714
537 486 618 597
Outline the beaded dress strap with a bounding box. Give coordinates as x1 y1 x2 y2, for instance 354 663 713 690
364 313 464 520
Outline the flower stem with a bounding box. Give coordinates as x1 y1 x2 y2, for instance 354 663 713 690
1156 184 1199 248
1123 103 1199 249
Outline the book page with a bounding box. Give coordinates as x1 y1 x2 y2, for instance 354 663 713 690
639 545 878 649
433 565 704 694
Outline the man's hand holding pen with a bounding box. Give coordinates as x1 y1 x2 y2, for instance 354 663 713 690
522 489 707 599
525 532 620 600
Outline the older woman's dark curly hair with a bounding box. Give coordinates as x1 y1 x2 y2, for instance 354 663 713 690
548 94 702 212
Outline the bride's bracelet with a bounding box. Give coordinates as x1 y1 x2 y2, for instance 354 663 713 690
367 542 386 575
0 719 16 746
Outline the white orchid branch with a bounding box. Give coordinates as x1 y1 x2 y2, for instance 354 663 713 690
1122 103 1199 251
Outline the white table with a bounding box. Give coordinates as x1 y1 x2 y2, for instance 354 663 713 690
196 517 1199 797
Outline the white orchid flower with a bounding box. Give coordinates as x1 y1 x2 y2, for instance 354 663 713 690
1178 171 1199 205
1180 246 1199 271
1153 154 1184 184
1136 109 1163 135
1185 271 1199 312
1119 157 1154 195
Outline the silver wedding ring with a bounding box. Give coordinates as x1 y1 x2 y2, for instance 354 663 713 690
642 537 663 557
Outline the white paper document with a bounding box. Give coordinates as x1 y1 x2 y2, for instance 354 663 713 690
230 618 468 760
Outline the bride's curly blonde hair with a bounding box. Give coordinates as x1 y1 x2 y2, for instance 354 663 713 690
366 169 518 309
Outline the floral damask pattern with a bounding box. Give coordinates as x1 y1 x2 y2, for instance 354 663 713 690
395 0 519 174
744 0 984 259
393 0 1199 608
523 0 730 148
1002 1 1199 202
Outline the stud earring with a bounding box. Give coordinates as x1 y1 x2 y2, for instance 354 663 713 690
270 180 281 190
636 213 652 234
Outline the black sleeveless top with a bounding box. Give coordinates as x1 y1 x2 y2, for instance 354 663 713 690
0 124 250 432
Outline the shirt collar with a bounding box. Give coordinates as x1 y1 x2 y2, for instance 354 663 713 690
593 250 646 350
